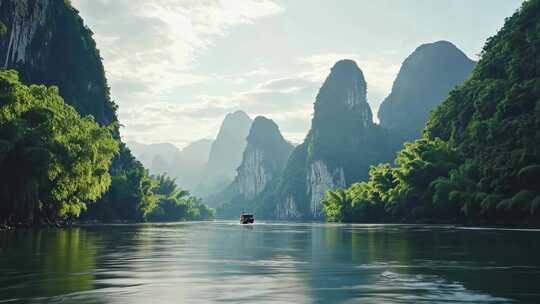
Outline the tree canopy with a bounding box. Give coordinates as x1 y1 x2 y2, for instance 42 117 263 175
0 70 118 225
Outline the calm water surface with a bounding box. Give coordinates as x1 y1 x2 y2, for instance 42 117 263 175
1 222 540 303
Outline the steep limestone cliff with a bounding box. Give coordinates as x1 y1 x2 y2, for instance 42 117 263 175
306 160 346 216
233 116 293 200
236 148 268 199
215 116 293 216
0 0 117 125
197 111 252 198
271 60 394 219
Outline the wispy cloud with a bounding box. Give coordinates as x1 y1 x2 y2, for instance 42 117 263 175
72 0 284 147
73 0 283 101
119 101 224 147
118 73 318 146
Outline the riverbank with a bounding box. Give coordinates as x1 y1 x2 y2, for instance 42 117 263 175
2 216 539 231
0 219 218 231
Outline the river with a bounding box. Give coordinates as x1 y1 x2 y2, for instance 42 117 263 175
1 222 539 303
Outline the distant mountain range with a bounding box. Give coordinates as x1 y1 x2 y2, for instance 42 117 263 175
131 41 476 218
128 110 253 196
215 41 476 219
127 139 213 192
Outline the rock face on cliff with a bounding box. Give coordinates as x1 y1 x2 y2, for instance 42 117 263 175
0 0 117 126
270 60 394 219
215 116 293 216
378 41 475 142
232 116 293 199
196 111 252 197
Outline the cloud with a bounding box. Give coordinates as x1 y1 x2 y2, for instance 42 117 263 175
118 101 224 147
117 73 318 147
72 0 283 103
69 1 402 147
71 0 284 147
195 76 319 115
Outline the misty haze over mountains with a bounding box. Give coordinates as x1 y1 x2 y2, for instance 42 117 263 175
127 40 475 212
128 140 213 191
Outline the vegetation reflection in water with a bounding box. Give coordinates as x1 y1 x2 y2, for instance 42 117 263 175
0 229 99 301
1 223 539 303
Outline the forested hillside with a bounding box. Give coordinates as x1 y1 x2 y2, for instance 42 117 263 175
323 0 540 226
0 70 118 226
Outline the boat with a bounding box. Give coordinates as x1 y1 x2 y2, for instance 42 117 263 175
240 213 254 224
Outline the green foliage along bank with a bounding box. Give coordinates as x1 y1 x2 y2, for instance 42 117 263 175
0 71 214 226
323 0 540 226
82 144 157 221
0 70 118 226
146 174 215 222
84 171 215 222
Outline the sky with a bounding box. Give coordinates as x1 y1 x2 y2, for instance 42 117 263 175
71 0 524 149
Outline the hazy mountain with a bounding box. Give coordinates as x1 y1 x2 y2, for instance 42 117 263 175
172 139 213 190
128 139 213 191
216 116 294 214
378 40 475 142
196 111 253 197
128 142 182 168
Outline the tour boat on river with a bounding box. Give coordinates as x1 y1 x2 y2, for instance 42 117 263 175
240 213 254 224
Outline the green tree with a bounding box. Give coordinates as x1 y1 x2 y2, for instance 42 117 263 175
146 174 215 222
0 70 118 225
82 144 157 221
